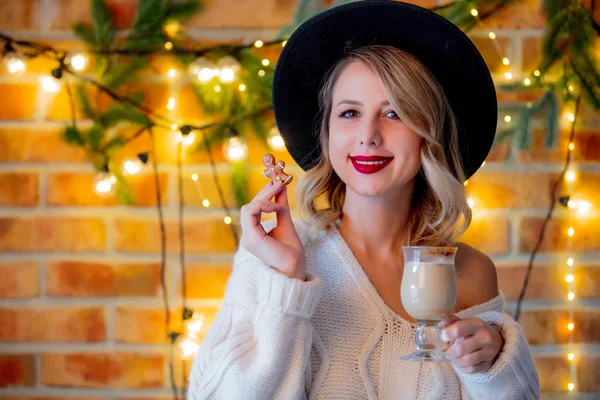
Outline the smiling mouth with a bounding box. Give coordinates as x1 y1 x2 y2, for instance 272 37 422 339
349 156 394 174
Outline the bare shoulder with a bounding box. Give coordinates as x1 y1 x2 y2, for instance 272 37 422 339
455 242 500 310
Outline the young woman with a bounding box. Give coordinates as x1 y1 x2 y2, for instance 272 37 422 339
188 2 540 399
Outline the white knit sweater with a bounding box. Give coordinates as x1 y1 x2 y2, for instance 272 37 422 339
188 219 541 399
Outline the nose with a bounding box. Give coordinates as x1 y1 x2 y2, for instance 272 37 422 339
359 119 382 147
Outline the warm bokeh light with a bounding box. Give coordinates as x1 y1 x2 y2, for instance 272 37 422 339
224 216 232 224
123 159 142 176
565 274 575 283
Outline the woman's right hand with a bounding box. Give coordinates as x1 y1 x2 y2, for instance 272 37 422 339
240 180 306 281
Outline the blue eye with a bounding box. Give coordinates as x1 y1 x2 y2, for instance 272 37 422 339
385 110 400 119
340 109 359 118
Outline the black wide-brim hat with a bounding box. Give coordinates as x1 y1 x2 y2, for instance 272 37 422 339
272 0 498 179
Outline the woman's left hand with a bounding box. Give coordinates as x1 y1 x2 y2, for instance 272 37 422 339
439 316 505 374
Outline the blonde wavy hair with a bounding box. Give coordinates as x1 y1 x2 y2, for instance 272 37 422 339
296 45 472 246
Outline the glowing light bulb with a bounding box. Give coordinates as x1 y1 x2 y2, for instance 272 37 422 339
568 113 575 122
202 199 210 207
40 75 60 93
565 274 575 283
463 180 468 187
214 85 221 92
282 40 288 47
568 85 574 92
219 68 235 83
167 68 177 78
262 59 270 66
568 292 575 301
171 123 178 131
224 216 232 224
223 135 248 162
567 322 574 331
481 161 486 167
470 9 479 16
217 56 240 83
3 52 26 74
534 70 541 77
567 227 575 236
504 115 512 123
504 72 513 80
186 313 205 337
568 142 575 151
467 198 475 208
189 57 215 83
488 32 496 40
567 257 574 266
177 335 200 359
165 41 173 50
258 69 265 77
523 78 531 86
191 173 199 181
568 382 575 391
576 200 592 216
176 131 195 146
267 126 286 151
164 22 180 36
565 170 576 182
238 83 246 91
502 57 510 65
568 353 575 361
94 172 116 197
69 52 88 71
254 40 264 48
123 158 142 176
167 97 176 110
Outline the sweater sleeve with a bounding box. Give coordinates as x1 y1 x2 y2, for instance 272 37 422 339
187 225 324 400
453 293 541 400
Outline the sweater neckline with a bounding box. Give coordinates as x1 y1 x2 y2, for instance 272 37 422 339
329 219 416 327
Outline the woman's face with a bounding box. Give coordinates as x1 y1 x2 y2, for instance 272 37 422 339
328 61 422 198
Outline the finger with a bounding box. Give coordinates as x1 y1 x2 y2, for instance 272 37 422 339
274 183 294 227
439 314 461 330
445 336 483 360
452 349 487 369
240 200 283 240
253 180 284 203
441 319 482 342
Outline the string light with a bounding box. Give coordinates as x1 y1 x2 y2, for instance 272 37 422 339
40 75 60 93
189 57 215 83
568 85 575 92
565 274 575 283
267 126 286 151
171 123 178 131
165 41 173 50
568 113 575 122
568 292 575 301
185 313 205 338
223 133 248 162
3 51 26 74
224 216 232 224
533 70 541 76
177 335 200 359
567 227 575 236
567 257 574 266
167 68 177 78
191 173 210 208
94 172 116 197
504 115 512 123
261 59 270 66
504 72 513 80
488 32 496 40
565 170 576 182
258 69 265 77
218 56 240 83
123 158 143 175
176 126 195 146
191 173 199 181
238 83 246 91
502 57 510 65
202 199 210 207
68 52 88 72
214 85 221 92
567 322 575 331
470 9 479 16
164 22 180 36
523 78 531 86
568 383 575 391
463 180 468 187
254 40 264 48
282 40 288 47
467 197 475 208
568 353 575 361
568 142 575 151
167 97 176 110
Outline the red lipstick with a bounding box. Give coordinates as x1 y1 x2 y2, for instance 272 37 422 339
350 155 394 174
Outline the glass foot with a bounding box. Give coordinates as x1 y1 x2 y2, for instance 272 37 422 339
400 349 451 363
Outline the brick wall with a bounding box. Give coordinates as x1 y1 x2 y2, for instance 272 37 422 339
0 0 598 398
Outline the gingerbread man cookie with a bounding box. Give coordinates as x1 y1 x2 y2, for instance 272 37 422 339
262 153 293 185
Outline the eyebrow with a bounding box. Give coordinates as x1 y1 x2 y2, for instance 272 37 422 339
336 100 391 107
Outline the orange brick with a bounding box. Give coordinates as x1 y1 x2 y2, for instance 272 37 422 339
470 37 513 75
0 217 106 252
46 172 169 207
498 264 600 301
0 84 38 120
517 128 600 163
485 140 510 162
0 354 35 387
41 352 164 388
522 38 543 74
459 217 509 255
0 261 39 299
579 354 600 392
0 307 105 342
46 0 138 30
185 0 296 29
122 83 170 114
0 172 39 206
519 309 599 345
519 216 600 254
115 307 219 344
479 0 546 29
177 82 210 121
114 217 237 254
535 356 570 392
185 263 231 299
0 0 40 30
0 127 87 163
46 261 161 297
467 172 553 209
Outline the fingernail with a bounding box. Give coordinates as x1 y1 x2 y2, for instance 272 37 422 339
440 329 449 341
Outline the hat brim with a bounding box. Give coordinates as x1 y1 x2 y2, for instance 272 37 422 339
272 0 498 179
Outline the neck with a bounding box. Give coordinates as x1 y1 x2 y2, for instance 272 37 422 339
338 179 415 259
